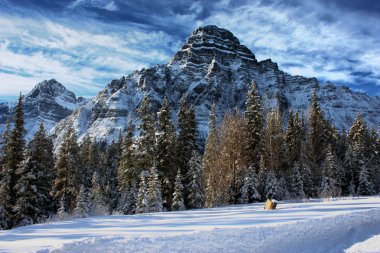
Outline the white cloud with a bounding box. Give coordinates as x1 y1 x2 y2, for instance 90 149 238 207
0 13 177 98
0 0 379 99
68 0 119 11
200 1 380 88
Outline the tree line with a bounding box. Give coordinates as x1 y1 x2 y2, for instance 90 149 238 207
0 82 379 230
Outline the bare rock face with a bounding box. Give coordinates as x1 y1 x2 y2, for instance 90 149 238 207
0 79 86 140
50 25 380 148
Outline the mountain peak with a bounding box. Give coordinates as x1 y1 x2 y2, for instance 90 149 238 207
191 25 241 45
170 25 256 66
27 79 75 100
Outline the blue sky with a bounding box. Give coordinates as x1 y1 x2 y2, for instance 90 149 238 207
0 0 379 101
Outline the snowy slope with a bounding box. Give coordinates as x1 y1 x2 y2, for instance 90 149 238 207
50 25 380 147
1 197 379 253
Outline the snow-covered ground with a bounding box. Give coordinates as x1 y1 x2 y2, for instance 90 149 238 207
1 197 380 253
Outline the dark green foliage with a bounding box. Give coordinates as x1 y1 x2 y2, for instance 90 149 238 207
288 162 305 199
52 127 82 213
345 114 371 193
176 97 198 208
171 169 185 211
186 150 204 209
177 97 197 175
102 141 120 213
136 96 156 171
0 95 26 229
13 124 54 226
319 144 342 197
118 116 136 192
156 97 176 208
308 88 328 184
80 136 93 190
245 81 263 168
285 111 304 169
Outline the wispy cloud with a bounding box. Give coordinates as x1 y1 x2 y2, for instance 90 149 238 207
68 0 120 11
0 11 178 98
0 0 379 100
199 0 380 88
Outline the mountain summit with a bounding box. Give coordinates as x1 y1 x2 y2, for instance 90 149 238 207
170 25 256 66
50 25 380 147
0 79 86 139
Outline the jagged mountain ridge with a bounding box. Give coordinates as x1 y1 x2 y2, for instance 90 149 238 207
0 79 86 140
50 25 380 147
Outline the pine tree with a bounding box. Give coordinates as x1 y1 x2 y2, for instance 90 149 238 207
0 95 25 229
80 136 93 190
240 165 260 203
319 145 341 197
319 177 335 198
257 156 267 201
52 127 82 214
74 185 90 218
203 104 219 208
9 94 26 200
118 179 137 215
118 116 136 192
172 169 185 211
358 161 375 195
89 171 107 215
0 119 10 162
323 144 343 195
288 162 305 199
0 119 11 229
276 177 290 201
301 163 314 198
136 96 156 172
264 109 284 175
161 177 172 211
186 150 204 209
245 81 263 167
102 141 120 214
136 171 149 214
156 97 176 177
148 166 163 212
0 164 12 229
299 143 314 198
372 129 380 193
346 114 371 192
57 194 68 220
13 124 54 226
156 97 176 208
285 111 303 169
177 97 198 200
308 88 328 185
264 169 278 200
336 128 347 163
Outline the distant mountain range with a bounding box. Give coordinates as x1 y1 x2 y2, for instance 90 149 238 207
1 25 379 147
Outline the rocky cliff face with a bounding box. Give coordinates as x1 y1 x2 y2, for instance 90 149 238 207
0 79 86 140
50 25 380 147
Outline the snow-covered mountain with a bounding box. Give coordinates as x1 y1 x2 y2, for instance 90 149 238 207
0 79 86 140
48 25 379 146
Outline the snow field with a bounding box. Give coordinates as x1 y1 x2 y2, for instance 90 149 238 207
0 196 379 253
